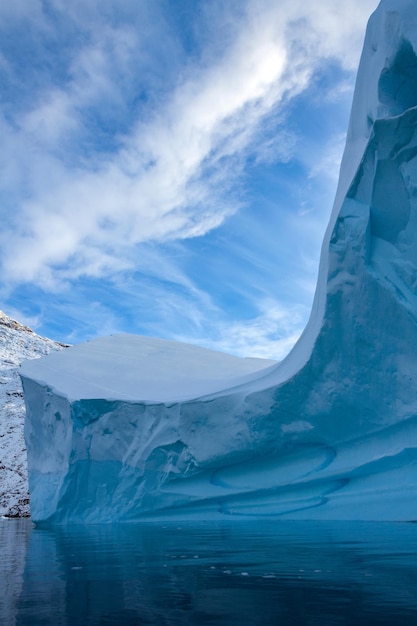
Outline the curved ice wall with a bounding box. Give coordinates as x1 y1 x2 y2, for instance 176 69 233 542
21 0 417 523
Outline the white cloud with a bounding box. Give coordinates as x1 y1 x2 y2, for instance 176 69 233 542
175 298 309 360
0 0 379 291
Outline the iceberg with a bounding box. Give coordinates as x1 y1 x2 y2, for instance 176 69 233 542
21 0 417 523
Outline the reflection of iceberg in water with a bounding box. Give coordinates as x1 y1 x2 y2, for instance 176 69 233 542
0 520 31 626
11 522 417 624
20 0 417 523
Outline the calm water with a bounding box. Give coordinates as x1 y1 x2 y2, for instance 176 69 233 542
1 519 416 625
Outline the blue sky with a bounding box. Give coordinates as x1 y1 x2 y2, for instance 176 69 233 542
0 0 379 358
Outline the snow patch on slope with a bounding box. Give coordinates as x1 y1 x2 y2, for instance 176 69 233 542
0 311 66 517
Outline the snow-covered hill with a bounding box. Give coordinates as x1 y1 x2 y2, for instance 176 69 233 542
0 311 66 517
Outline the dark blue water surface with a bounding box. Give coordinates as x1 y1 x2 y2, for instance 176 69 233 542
1 519 416 625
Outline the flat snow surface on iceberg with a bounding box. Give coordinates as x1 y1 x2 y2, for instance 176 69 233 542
20 335 277 403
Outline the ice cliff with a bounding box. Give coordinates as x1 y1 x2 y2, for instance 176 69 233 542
21 0 417 523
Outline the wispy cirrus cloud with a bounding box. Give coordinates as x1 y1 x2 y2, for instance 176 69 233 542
175 298 309 361
1 0 377 284
0 0 379 354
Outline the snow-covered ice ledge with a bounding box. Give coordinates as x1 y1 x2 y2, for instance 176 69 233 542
21 0 417 523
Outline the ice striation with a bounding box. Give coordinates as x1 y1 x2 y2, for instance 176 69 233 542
21 0 417 523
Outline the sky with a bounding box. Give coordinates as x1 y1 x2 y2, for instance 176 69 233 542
0 0 379 359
